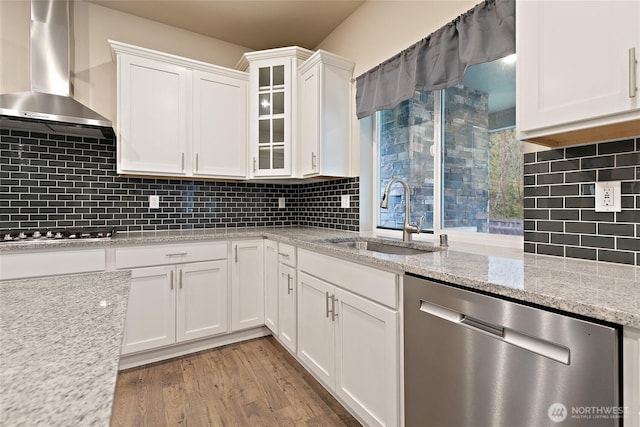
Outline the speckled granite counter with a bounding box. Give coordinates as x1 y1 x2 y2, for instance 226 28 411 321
1 226 638 328
0 271 131 426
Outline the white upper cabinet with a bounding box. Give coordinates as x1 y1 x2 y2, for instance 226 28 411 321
299 50 354 178
110 41 249 179
116 53 189 176
192 70 248 179
238 47 313 178
517 0 640 146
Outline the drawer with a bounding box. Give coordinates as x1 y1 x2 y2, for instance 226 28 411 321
298 248 398 308
277 243 296 266
115 241 227 269
0 248 106 280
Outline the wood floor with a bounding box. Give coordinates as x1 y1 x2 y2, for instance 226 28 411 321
110 336 362 427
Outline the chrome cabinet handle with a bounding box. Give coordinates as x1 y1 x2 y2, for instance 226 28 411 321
235 245 238 263
170 270 174 290
326 292 338 321
181 152 185 171
331 295 338 321
165 252 188 257
253 157 257 172
630 47 637 98
287 274 293 294
311 152 317 169
195 153 199 172
278 252 290 258
326 291 330 318
179 269 183 289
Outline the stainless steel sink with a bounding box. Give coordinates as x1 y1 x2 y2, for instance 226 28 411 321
328 238 439 255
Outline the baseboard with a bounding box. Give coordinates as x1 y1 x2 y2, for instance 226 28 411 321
118 326 271 370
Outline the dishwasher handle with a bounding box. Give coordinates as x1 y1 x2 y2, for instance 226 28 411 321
460 316 504 338
419 300 570 365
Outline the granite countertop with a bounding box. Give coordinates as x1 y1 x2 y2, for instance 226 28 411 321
0 271 131 426
1 226 638 328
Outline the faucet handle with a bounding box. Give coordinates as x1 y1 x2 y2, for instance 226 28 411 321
416 214 426 232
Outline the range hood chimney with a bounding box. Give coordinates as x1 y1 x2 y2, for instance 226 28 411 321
0 0 115 139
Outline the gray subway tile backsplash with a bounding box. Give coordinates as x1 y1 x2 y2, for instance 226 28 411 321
524 136 640 266
0 127 359 233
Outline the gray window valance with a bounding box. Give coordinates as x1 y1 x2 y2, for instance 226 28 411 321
355 0 515 119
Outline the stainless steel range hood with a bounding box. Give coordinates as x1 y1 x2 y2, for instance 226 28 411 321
0 0 115 139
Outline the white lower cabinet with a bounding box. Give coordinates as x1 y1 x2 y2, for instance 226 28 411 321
176 261 228 342
122 260 227 355
0 248 106 280
264 240 298 353
624 327 640 426
264 240 279 333
297 249 399 427
278 263 297 354
334 286 398 427
231 239 265 331
298 272 336 385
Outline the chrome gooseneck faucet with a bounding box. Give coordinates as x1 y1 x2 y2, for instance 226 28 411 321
380 178 424 242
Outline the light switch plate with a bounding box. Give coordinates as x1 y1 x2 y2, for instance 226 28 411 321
149 195 160 209
278 197 286 209
595 181 621 212
341 194 350 209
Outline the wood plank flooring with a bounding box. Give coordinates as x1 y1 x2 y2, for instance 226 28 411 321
110 336 362 427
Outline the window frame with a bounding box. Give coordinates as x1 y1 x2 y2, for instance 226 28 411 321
367 90 524 250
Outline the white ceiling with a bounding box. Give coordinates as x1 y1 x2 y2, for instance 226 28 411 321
87 0 366 50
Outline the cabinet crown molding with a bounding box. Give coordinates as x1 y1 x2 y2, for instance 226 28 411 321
109 40 248 79
299 50 355 74
236 46 314 71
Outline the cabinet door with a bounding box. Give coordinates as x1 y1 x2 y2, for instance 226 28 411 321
231 240 265 331
118 54 188 175
298 52 353 178
517 0 640 135
249 59 292 177
121 265 176 354
623 327 640 427
176 260 228 342
299 63 320 176
193 70 248 179
297 272 335 387
264 240 279 333
334 288 399 427
278 263 297 354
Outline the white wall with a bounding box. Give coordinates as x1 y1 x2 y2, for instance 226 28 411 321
0 0 30 94
0 0 251 124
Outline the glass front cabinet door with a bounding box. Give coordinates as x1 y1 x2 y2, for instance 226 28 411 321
240 47 313 178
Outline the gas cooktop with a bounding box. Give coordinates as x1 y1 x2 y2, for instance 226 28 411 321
1 227 116 243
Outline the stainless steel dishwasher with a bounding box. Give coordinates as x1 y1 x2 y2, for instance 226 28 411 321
404 274 622 427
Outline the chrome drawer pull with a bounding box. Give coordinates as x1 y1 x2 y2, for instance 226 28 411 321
165 252 188 257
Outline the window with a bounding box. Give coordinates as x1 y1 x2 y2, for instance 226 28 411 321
375 55 522 239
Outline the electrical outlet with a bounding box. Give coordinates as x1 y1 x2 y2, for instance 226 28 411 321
341 194 350 209
595 181 621 212
149 195 160 209
602 187 614 206
278 197 286 209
